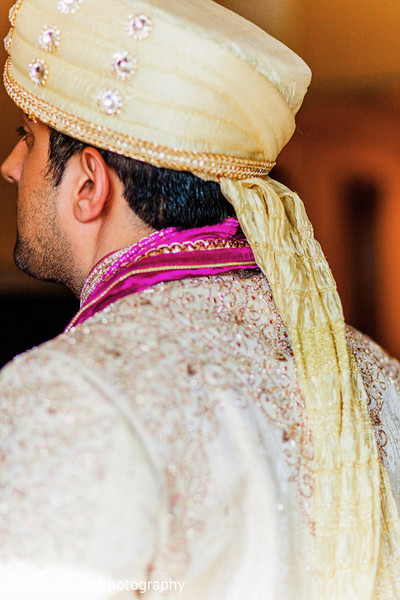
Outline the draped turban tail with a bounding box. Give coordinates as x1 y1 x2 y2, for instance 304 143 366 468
220 176 400 597
4 0 400 595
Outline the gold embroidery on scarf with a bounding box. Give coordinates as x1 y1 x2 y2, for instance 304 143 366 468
81 237 253 304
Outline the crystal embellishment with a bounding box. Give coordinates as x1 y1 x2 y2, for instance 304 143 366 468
126 14 153 40
97 89 123 115
28 59 49 87
4 30 12 54
38 26 61 53
57 0 83 15
8 0 22 26
112 52 137 81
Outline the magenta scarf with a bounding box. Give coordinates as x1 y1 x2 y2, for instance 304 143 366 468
65 218 257 331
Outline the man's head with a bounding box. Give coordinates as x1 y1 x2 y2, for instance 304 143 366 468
1 115 235 295
2 0 310 294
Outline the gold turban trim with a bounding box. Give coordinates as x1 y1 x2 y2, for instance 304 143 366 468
4 0 400 596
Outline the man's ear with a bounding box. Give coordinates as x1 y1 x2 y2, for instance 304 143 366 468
72 147 110 223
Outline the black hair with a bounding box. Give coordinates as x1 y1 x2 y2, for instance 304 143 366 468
48 128 235 230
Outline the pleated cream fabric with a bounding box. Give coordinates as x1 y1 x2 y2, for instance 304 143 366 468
4 0 310 178
4 0 400 596
220 177 400 597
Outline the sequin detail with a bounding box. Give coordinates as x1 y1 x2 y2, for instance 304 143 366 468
57 0 83 14
38 25 61 53
97 89 123 115
28 59 49 87
112 52 137 81
126 14 153 40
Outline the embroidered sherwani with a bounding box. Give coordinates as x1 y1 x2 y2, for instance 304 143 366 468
0 237 399 598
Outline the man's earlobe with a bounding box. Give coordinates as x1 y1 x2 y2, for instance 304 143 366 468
72 148 110 223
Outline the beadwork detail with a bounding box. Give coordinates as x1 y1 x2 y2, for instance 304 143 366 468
347 326 391 458
57 0 83 15
126 14 153 40
8 0 23 26
80 236 253 305
97 89 123 115
4 59 275 179
112 52 137 81
0 271 318 582
66 271 316 564
38 25 61 53
4 30 12 54
28 59 49 87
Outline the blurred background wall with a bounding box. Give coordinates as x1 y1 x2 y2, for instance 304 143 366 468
217 0 400 358
2 0 400 364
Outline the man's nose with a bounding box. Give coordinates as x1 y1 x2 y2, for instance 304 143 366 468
1 141 27 185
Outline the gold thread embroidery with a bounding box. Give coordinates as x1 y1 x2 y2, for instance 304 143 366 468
347 326 392 458
67 260 257 331
61 272 316 574
81 238 252 304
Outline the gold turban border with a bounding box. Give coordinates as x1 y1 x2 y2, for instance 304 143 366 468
4 0 309 178
4 0 400 597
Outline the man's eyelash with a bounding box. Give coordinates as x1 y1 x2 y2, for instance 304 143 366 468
16 126 28 139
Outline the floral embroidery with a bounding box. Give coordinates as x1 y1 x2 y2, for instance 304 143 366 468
59 272 316 573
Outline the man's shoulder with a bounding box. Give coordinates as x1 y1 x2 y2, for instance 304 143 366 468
45 272 279 373
347 325 400 459
1 335 70 382
0 272 295 423
0 328 116 412
347 325 400 382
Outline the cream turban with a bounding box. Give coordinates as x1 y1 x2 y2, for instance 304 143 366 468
4 0 311 177
4 1 400 598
